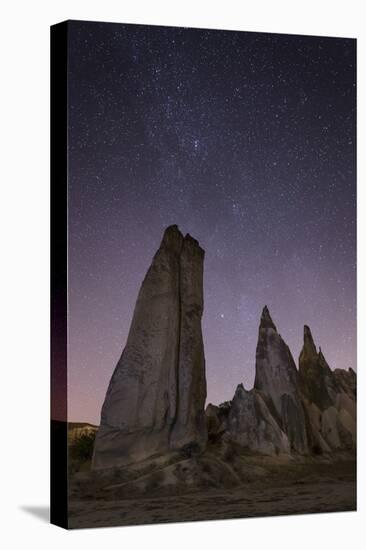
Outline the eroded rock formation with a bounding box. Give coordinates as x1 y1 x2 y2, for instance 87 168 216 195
254 306 308 453
92 225 207 469
226 384 290 454
92 225 355 469
299 326 356 453
219 307 356 457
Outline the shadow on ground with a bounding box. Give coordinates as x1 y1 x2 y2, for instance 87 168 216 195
20 506 49 523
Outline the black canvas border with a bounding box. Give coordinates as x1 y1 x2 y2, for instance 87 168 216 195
50 20 69 529
48 20 357 530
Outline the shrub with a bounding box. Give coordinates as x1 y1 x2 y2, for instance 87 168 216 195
71 432 96 461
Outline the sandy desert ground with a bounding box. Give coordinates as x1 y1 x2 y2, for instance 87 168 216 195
68 458 356 529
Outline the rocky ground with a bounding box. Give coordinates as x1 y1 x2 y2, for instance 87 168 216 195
68 446 356 529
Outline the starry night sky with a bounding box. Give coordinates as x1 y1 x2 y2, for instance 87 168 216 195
67 21 356 424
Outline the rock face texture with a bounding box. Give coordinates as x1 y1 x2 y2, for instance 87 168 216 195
299 326 356 453
334 367 356 398
226 384 290 454
205 402 231 439
217 307 356 457
298 326 336 409
169 234 207 449
92 225 207 469
254 307 308 453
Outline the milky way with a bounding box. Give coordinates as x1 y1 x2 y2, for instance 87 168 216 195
67 21 356 424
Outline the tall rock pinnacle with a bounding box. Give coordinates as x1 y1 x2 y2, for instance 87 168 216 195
254 306 298 411
302 325 318 359
299 325 335 409
92 225 207 469
169 233 207 448
259 305 277 331
254 306 308 453
298 324 356 452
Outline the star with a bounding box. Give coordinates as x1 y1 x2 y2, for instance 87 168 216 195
66 21 356 423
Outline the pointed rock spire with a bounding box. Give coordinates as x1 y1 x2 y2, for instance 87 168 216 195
300 325 321 368
169 230 206 448
92 225 207 469
302 325 317 357
254 307 308 454
299 325 336 410
318 348 332 372
254 307 298 408
298 325 356 452
299 325 319 378
259 305 277 331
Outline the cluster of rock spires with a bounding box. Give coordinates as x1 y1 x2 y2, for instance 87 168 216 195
92 226 356 470
208 310 356 456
